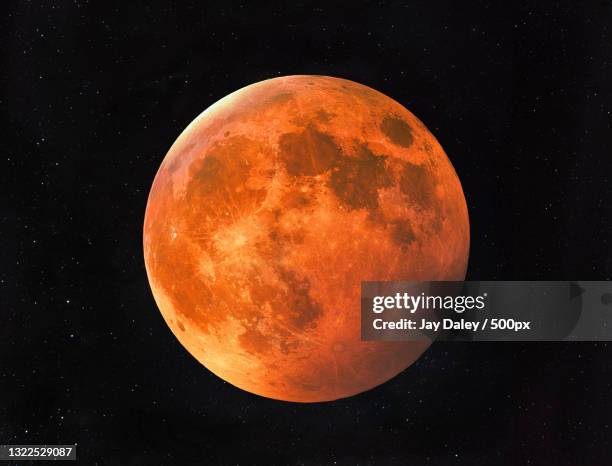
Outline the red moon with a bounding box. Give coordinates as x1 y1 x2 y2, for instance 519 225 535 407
144 76 469 402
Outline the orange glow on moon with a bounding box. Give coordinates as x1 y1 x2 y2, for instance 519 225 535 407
143 76 469 402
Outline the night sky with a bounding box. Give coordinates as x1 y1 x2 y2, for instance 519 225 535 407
5 1 612 465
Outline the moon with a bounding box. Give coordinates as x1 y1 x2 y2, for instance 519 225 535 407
143 75 469 402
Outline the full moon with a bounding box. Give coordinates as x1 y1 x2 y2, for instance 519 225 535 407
144 75 469 402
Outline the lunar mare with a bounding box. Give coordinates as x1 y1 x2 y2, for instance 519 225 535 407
143 75 469 402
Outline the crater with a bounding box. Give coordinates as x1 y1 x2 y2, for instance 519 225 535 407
390 219 417 249
381 116 413 148
315 109 334 123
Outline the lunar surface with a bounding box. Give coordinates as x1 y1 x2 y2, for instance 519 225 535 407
143 75 469 402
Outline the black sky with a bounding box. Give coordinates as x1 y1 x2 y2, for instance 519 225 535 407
5 1 612 465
